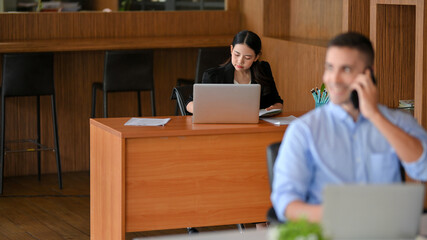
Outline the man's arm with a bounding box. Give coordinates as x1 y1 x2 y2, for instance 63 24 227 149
369 113 422 163
271 122 316 222
285 201 323 223
355 69 423 163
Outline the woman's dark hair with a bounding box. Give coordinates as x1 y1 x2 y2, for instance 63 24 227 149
231 30 262 56
227 30 271 86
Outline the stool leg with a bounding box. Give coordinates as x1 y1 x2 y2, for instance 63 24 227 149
103 91 108 118
91 84 97 118
237 224 245 233
137 91 142 117
151 90 156 116
36 96 41 181
0 95 5 194
51 95 62 190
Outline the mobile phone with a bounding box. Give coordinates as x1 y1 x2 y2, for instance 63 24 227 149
350 67 377 109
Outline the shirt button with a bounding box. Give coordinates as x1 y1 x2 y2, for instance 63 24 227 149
356 158 361 163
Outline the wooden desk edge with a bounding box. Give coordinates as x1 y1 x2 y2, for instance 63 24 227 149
90 118 123 138
89 113 305 139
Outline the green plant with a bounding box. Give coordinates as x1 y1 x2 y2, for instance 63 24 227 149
277 219 330 240
36 0 42 12
120 0 132 11
320 83 326 95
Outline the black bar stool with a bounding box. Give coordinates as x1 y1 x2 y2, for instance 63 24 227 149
91 50 156 118
1 52 62 194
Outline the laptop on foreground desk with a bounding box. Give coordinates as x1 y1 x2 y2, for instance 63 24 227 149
192 84 261 123
322 184 425 240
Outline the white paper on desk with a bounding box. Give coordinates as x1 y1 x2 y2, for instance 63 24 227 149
124 118 171 126
261 115 297 126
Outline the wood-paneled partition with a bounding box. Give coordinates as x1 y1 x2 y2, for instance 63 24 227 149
242 0 370 112
248 0 427 129
0 9 240 177
370 0 425 126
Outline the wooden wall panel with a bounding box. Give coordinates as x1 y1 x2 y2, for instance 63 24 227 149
239 0 263 34
226 0 240 11
0 11 239 41
375 4 416 109
345 0 370 35
263 0 289 38
423 2 427 128
262 37 327 112
263 0 343 42
0 10 239 177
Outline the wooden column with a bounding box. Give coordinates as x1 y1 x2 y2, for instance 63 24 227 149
370 0 425 127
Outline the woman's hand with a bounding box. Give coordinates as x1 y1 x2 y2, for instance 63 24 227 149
266 102 283 111
186 101 194 113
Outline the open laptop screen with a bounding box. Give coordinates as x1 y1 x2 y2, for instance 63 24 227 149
192 84 261 124
322 184 425 240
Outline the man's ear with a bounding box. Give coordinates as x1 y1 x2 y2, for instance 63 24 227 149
230 45 233 54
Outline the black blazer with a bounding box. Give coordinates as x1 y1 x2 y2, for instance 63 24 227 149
187 61 283 109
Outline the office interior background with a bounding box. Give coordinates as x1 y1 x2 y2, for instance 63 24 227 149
0 0 426 238
0 0 424 187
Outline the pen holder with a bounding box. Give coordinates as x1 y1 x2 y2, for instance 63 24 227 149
315 102 327 108
311 84 329 108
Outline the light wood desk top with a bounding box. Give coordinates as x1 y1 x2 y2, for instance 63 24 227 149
89 114 303 138
0 35 233 53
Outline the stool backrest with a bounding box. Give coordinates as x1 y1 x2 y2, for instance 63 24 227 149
2 53 54 97
194 47 230 83
172 85 193 116
103 50 154 92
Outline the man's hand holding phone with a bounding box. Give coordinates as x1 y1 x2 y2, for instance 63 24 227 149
350 68 379 120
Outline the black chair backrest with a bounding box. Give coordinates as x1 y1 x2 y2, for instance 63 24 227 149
267 142 281 191
103 50 154 92
172 85 193 116
2 53 54 97
194 47 230 83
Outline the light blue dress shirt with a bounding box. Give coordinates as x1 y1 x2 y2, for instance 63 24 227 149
271 103 427 222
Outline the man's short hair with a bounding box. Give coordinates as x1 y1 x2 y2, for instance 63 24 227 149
327 32 375 67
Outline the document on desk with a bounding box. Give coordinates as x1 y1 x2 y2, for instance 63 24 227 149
261 115 297 126
124 118 171 126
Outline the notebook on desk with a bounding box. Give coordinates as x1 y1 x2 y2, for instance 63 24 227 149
322 184 425 240
192 84 261 123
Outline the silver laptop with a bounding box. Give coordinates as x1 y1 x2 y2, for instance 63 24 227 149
322 184 425 240
192 84 261 123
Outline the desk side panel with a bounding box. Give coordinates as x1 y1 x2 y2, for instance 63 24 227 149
90 123 125 240
125 131 284 232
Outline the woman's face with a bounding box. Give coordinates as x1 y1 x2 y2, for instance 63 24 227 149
230 44 259 72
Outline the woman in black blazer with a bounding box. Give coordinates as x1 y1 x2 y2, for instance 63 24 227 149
186 30 283 113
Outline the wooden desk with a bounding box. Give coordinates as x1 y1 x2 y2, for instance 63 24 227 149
90 115 298 240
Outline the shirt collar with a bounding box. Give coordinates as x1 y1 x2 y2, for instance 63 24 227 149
327 102 367 123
